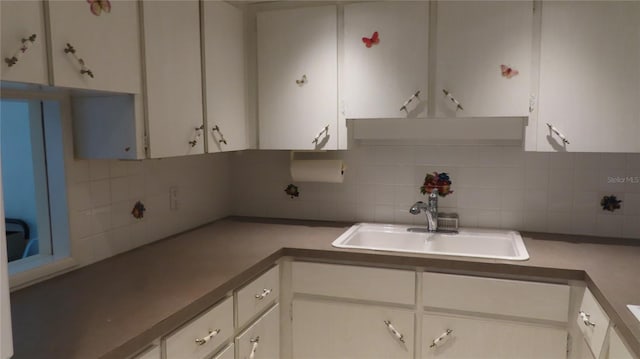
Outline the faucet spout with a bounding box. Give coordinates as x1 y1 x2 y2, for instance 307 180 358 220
409 188 439 232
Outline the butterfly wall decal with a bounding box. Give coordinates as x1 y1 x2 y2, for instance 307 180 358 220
88 0 111 16
500 64 519 79
362 31 380 48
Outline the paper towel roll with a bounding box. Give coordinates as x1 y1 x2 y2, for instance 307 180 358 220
290 160 345 183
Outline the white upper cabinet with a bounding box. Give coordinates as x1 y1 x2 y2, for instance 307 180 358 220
343 2 429 119
257 5 338 150
1 1 48 85
434 1 533 118
534 1 640 152
203 1 248 153
47 0 142 93
142 0 204 158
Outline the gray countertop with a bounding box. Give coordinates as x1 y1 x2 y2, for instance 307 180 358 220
9 217 640 359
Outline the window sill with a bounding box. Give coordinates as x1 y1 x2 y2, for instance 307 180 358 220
9 255 78 290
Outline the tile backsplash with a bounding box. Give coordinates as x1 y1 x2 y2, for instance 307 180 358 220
230 146 640 239
65 154 230 266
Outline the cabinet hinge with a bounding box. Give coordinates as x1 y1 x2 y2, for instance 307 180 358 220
566 333 572 357
289 302 294 322
529 94 537 113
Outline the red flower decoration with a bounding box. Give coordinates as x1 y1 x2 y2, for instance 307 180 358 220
420 172 453 197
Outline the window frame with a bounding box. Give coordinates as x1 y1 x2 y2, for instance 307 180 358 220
1 89 77 290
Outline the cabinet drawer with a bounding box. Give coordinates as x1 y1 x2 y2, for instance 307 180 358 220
236 304 280 359
133 345 160 359
422 272 570 321
237 265 280 328
577 288 610 358
292 262 415 305
165 296 233 359
212 344 234 359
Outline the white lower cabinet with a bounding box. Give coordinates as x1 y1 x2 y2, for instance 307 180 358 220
236 304 280 359
577 288 611 358
607 327 637 359
164 297 233 359
422 313 567 359
292 299 414 359
212 344 234 359
132 345 160 359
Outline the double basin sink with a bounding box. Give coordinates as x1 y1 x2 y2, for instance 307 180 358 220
332 223 529 261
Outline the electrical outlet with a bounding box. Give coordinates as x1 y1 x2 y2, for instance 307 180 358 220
169 186 178 211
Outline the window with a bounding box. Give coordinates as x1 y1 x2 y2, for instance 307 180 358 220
1 95 71 282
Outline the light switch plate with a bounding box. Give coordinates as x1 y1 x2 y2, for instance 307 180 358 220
628 305 640 322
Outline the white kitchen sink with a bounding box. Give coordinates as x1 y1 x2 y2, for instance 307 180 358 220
332 223 529 261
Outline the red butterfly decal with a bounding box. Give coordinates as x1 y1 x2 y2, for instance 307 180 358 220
500 64 519 79
87 0 111 16
362 31 380 48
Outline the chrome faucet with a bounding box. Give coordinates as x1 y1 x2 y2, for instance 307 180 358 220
409 188 438 232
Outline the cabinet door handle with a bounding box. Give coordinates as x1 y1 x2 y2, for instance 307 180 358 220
546 123 570 145
442 89 464 111
400 90 421 112
249 336 260 359
189 125 204 147
579 311 596 327
429 329 453 348
63 43 94 78
296 74 307 85
211 125 228 145
383 320 406 343
312 125 330 144
195 328 221 345
254 288 272 300
4 34 37 67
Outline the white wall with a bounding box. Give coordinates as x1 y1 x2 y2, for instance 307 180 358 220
65 154 231 267
230 145 640 239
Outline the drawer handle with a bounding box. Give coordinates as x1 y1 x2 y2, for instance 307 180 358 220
442 89 464 111
195 328 221 345
211 125 228 145
189 125 204 147
383 320 405 343
254 288 272 301
546 123 570 145
579 311 596 327
249 336 260 359
63 43 94 78
312 125 329 145
429 329 453 348
4 34 37 67
400 90 421 112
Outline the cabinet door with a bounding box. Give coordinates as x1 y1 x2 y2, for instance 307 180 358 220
292 299 414 359
434 1 533 118
536 2 640 152
422 313 567 359
142 0 204 158
343 2 429 119
257 6 338 150
1 0 48 85
48 0 142 93
608 328 636 359
236 305 279 359
203 1 248 153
